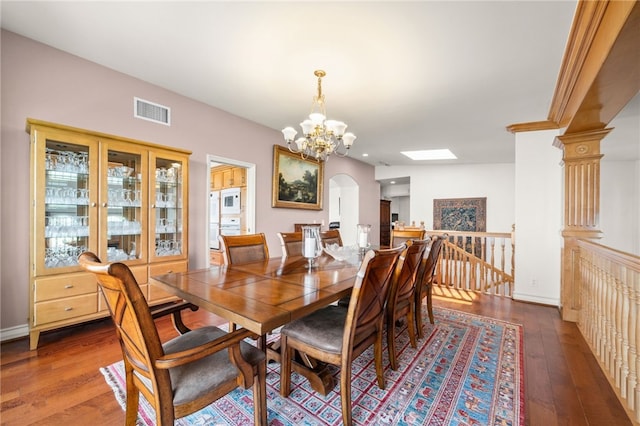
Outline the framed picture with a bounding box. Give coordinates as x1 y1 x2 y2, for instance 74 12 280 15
272 145 323 210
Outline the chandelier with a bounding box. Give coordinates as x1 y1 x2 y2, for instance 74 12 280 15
281 70 356 161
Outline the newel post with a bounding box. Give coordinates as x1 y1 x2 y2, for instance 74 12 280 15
555 128 610 321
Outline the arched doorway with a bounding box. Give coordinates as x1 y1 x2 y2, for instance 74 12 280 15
329 174 359 246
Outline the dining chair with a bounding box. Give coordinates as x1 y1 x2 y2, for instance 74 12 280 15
385 238 431 370
320 229 343 247
390 228 426 248
277 231 303 257
219 233 270 334
279 245 405 426
414 234 447 337
219 233 270 265
78 252 267 426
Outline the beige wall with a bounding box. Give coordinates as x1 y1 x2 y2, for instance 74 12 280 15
0 30 379 332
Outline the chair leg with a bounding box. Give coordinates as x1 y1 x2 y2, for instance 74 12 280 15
407 305 417 349
426 283 435 324
124 369 139 426
253 361 267 426
386 313 398 371
374 329 386 390
340 361 353 426
415 287 425 339
279 336 292 397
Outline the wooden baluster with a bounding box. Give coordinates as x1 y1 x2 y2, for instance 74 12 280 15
631 269 640 418
620 267 630 401
597 259 606 361
614 264 622 388
606 263 615 376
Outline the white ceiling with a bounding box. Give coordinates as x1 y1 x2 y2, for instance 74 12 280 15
2 1 638 168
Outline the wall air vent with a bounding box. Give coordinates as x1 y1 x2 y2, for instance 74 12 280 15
134 97 170 126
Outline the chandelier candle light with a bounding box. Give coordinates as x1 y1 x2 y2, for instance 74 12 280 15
282 70 356 161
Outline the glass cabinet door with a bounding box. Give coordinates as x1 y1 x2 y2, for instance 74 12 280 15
150 152 187 261
101 141 147 264
36 133 98 275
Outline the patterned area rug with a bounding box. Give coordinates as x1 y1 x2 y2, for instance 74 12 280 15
100 307 524 425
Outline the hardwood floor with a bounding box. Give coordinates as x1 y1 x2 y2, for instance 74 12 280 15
1 292 633 426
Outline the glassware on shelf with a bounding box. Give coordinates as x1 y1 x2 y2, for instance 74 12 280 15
107 217 141 236
45 216 90 238
44 245 87 268
45 148 89 174
155 239 182 256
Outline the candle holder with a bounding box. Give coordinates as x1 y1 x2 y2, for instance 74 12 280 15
301 225 322 269
356 224 371 254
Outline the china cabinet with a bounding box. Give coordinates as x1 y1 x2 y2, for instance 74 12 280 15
27 119 190 349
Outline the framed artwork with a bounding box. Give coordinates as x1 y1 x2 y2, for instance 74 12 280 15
433 197 486 257
272 145 323 210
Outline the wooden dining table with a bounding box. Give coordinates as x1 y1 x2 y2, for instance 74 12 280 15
151 253 361 395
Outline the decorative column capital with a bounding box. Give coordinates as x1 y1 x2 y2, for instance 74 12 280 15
553 128 611 162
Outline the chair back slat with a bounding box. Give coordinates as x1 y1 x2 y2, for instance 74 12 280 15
320 229 343 247
390 229 426 248
219 233 270 264
277 232 303 257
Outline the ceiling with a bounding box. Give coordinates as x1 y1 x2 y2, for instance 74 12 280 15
2 1 638 169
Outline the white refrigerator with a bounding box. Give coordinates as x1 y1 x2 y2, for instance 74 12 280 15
209 191 220 249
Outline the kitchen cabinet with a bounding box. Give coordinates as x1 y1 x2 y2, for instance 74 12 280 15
231 167 246 187
211 165 246 190
27 119 190 349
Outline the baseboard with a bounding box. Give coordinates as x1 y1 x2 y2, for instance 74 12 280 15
512 292 559 307
0 323 29 343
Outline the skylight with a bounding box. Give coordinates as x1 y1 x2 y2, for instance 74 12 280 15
400 149 457 160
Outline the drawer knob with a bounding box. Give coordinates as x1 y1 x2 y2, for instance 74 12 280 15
64 284 74 289
64 307 73 311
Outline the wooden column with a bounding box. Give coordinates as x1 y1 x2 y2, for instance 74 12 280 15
555 128 610 321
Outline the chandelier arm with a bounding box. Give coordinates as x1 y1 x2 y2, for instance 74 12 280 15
333 147 350 157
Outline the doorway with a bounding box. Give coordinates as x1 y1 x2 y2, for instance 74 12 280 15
329 174 359 246
206 154 256 266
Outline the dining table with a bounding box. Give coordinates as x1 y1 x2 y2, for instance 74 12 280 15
151 252 363 395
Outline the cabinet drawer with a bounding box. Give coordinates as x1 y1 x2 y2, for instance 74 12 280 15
149 260 187 277
34 273 97 302
34 294 97 326
129 265 148 284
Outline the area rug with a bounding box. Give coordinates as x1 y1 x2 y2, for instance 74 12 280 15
100 307 524 425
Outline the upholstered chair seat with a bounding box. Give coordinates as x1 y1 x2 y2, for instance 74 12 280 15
155 327 265 406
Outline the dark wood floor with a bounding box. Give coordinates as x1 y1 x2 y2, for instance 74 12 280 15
1 291 633 426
